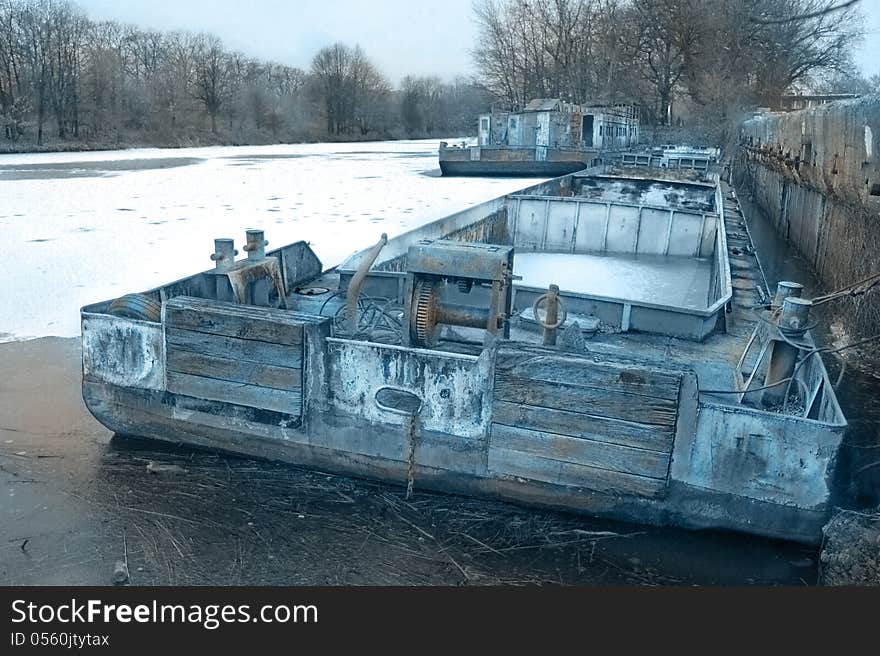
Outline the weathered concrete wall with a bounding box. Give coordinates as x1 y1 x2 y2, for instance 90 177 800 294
734 94 880 336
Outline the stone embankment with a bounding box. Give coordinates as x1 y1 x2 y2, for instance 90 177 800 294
734 94 880 338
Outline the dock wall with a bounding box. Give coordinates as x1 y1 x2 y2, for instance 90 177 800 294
733 94 880 336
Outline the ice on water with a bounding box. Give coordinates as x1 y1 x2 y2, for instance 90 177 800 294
1 139 539 341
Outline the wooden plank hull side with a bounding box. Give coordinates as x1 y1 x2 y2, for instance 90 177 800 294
81 378 831 544
163 296 319 417
489 349 680 500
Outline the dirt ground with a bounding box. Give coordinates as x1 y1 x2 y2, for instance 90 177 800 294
820 510 880 585
0 337 820 586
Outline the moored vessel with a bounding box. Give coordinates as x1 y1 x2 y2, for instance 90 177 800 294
81 165 846 544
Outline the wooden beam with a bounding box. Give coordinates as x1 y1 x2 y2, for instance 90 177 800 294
495 352 682 400
489 447 666 498
167 371 301 415
491 424 669 479
492 401 673 452
495 373 678 427
165 296 304 346
165 328 302 368
167 349 302 392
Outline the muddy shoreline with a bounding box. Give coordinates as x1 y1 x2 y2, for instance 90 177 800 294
1 337 818 586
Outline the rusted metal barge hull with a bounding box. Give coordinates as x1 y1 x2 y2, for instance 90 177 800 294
81 170 846 544
438 147 596 177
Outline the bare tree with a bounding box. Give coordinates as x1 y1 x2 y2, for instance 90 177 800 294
14 0 55 144
473 0 635 108
0 0 26 139
473 0 863 131
311 42 351 135
192 33 228 133
349 47 390 135
311 43 389 136
400 75 446 135
622 0 701 125
750 0 861 106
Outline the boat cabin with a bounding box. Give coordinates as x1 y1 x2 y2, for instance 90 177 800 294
478 99 640 151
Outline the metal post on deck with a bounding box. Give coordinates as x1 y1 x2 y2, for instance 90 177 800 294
772 280 803 308
533 284 566 346
242 229 269 305
779 296 812 333
210 238 238 302
211 238 237 271
761 294 813 408
543 284 560 345
244 229 268 261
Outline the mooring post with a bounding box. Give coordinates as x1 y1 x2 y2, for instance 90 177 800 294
543 284 560 346
772 280 803 309
210 238 237 302
243 229 269 306
244 229 267 261
779 296 812 333
762 294 813 408
211 238 237 270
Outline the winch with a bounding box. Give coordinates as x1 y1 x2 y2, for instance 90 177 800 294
402 240 514 348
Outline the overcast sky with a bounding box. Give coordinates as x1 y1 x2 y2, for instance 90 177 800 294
76 0 478 83
858 0 880 77
77 0 879 84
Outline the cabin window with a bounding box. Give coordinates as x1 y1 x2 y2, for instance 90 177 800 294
480 118 489 131
510 117 518 129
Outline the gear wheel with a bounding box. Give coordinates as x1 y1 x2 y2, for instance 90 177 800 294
411 280 441 347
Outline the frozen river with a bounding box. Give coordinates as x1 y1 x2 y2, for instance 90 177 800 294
0 139 539 341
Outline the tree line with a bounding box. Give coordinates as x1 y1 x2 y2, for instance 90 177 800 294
474 0 870 142
0 0 491 149
0 0 872 151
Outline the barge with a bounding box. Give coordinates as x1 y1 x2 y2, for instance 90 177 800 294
439 99 639 176
81 167 846 544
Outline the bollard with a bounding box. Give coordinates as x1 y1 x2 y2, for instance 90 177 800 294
779 296 812 334
543 284 560 346
243 229 269 305
210 238 237 302
762 296 813 408
772 281 803 308
210 238 237 271
243 229 268 261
